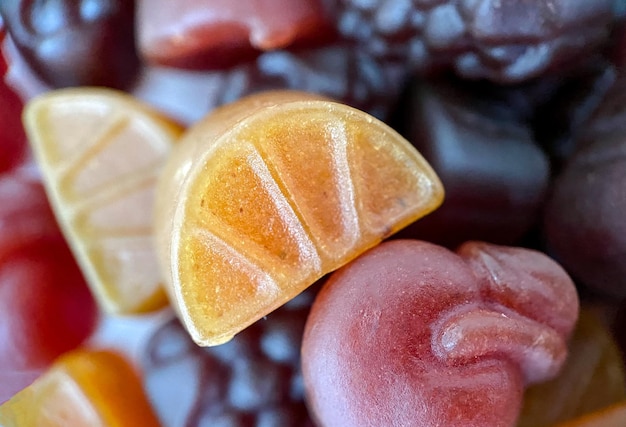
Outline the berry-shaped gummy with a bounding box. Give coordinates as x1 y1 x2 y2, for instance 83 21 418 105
333 0 615 83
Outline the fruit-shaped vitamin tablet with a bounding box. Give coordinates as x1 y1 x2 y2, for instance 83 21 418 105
23 88 184 314
0 350 161 427
155 90 444 346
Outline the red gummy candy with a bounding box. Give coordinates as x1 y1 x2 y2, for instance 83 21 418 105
0 175 98 403
137 0 333 70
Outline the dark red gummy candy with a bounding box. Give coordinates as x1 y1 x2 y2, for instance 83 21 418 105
395 78 550 247
214 42 406 120
544 77 626 298
137 0 333 70
0 0 140 89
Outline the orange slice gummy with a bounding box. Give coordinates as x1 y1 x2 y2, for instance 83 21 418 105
155 90 444 346
23 88 184 314
0 350 161 427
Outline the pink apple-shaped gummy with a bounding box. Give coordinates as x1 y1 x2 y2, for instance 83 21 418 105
302 240 578 427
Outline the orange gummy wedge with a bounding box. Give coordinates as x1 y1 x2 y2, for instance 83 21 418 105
23 88 184 314
0 350 161 427
155 90 444 346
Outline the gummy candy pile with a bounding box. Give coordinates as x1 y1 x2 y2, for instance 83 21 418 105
0 1 625 426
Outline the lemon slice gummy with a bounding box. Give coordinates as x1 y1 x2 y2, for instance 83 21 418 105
23 88 184 314
156 90 444 346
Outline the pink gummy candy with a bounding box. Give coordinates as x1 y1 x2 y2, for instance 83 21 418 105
302 239 579 427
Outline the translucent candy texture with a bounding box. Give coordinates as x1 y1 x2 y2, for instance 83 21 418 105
302 239 579 427
0 0 140 89
137 0 333 69
23 88 184 314
0 350 161 427
155 91 444 346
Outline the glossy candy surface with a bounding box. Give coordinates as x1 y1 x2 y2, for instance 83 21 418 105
23 88 184 314
0 0 140 89
302 239 579 427
0 349 161 426
155 90 444 346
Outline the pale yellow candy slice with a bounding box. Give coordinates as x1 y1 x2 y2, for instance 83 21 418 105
0 350 161 427
24 88 184 314
155 90 444 346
